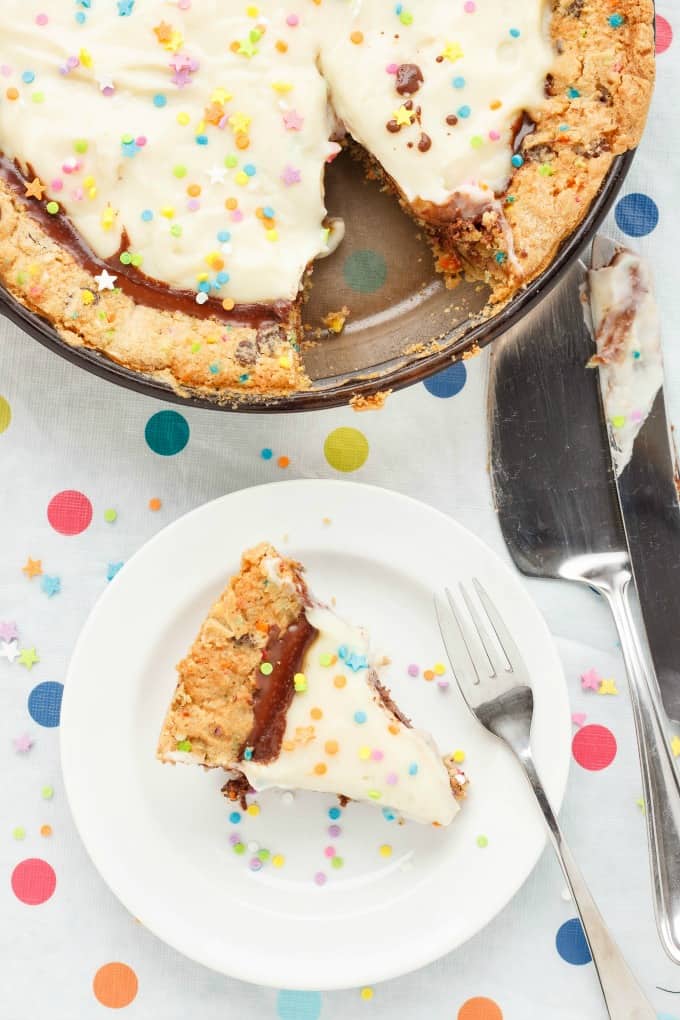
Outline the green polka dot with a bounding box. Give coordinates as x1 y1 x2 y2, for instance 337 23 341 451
343 249 387 293
103 508 117 523
324 427 369 473
0 396 11 434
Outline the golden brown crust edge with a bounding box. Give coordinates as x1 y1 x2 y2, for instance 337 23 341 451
0 182 310 402
156 543 307 768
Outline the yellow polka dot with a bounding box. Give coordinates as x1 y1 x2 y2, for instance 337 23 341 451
358 746 371 760
379 844 392 857
324 427 369 473
453 749 466 763
247 803 260 816
433 663 446 675
360 987 374 1001
272 854 285 868
0 396 11 434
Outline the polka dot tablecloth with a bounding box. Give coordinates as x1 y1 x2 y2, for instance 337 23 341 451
1 14 680 1018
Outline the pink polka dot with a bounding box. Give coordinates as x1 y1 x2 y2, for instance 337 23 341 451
572 724 617 771
47 490 93 535
656 15 673 55
11 858 56 904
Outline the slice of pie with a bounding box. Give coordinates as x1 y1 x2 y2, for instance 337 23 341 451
157 543 465 826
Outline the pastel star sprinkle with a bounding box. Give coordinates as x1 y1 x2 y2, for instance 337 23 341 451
41 575 61 598
1 640 20 663
580 667 601 691
94 269 117 291
281 164 301 186
0 621 19 641
18 647 39 669
207 166 227 184
24 177 46 200
394 105 414 127
442 41 464 62
22 558 43 578
13 733 33 753
282 109 304 131
598 678 619 696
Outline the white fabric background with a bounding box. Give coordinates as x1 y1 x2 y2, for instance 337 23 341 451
1 9 678 1018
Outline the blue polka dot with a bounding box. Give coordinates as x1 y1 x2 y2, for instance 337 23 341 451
556 918 592 965
277 990 322 1020
615 193 659 237
145 410 190 456
424 361 467 398
28 682 64 728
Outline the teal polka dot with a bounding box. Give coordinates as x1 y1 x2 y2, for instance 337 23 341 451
145 410 190 456
277 990 322 1020
343 249 387 293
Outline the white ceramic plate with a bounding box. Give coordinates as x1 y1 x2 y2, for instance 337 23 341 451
61 480 570 990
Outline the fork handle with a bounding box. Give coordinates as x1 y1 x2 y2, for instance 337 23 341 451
519 752 656 1020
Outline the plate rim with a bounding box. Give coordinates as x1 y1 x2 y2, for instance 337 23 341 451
60 479 571 988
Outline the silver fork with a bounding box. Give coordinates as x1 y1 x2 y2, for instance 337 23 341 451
435 579 655 1020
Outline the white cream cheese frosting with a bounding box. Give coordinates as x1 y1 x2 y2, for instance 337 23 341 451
0 0 552 304
240 604 460 826
588 250 662 476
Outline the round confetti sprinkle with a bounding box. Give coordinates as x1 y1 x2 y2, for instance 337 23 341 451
313 871 326 886
324 427 369 472
247 803 260 816
277 455 290 469
144 410 190 456
572 724 617 771
476 834 488 848
103 508 117 523
424 361 467 398
13 826 26 840
28 682 64 728
379 844 392 857
40 824 52 837
11 858 56 905
277 990 322 1020
47 490 93 535
261 447 273 460
0 395 11 434
93 962 139 1008
148 498 162 511
655 15 673 54
555 918 592 965
360 987 374 1001
457 997 503 1020
41 786 54 800
272 854 285 868
328 806 341 820
614 193 659 237
343 249 387 293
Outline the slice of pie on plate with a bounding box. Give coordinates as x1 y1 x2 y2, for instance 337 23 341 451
157 542 466 826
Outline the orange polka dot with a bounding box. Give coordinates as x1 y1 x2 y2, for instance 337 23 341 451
93 962 138 1009
350 30 364 43
222 298 235 311
333 675 346 688
6 87 19 101
40 824 52 837
148 498 162 511
313 762 327 775
276 40 288 52
187 184 201 197
277 456 290 469
225 197 238 210
423 669 435 681
388 724 399 735
457 996 503 1020
310 707 323 720
325 740 339 755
